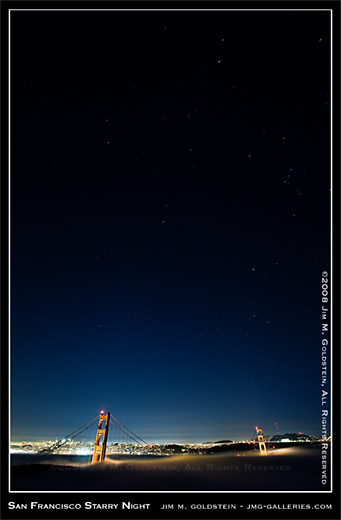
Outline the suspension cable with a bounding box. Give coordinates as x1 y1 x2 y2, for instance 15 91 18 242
30 415 100 464
110 414 148 445
109 419 145 446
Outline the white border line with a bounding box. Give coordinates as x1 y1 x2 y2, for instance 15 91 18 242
8 4 12 496
8 8 331 10
8 7 333 494
330 7 333 495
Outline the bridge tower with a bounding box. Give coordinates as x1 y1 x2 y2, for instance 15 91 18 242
91 412 110 463
256 427 267 456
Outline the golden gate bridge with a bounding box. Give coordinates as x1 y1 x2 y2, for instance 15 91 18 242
29 412 268 465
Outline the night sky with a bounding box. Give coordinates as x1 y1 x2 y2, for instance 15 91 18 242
10 9 331 443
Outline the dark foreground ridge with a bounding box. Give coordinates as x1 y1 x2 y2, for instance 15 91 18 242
11 445 328 491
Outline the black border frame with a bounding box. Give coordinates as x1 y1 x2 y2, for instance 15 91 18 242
1 2 340 519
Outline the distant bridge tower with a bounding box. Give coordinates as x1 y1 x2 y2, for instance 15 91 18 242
256 427 267 456
91 412 110 463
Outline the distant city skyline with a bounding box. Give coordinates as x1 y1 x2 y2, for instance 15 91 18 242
10 431 319 445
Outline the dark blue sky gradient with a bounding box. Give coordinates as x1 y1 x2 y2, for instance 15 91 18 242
10 10 330 442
